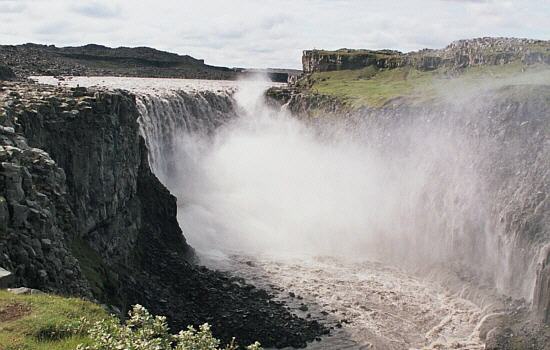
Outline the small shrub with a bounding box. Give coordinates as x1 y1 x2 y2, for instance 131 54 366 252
78 305 262 350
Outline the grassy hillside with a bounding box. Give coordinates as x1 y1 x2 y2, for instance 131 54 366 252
0 290 107 350
297 62 550 109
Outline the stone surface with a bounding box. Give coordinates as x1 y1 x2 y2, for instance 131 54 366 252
7 287 44 295
0 43 237 80
0 267 14 288
0 80 326 347
302 37 550 73
0 65 15 81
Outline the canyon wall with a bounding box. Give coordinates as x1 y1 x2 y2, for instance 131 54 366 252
0 82 190 301
0 81 325 347
303 37 550 73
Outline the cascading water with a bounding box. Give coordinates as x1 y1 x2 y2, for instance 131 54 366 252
136 90 238 185
34 76 549 349
136 80 547 295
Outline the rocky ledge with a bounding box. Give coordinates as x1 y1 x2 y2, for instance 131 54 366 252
0 80 326 347
303 37 550 73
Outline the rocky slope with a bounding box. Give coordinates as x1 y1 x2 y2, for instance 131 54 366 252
0 80 325 347
303 37 550 73
0 43 238 80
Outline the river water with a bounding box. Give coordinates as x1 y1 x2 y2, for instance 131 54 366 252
33 76 503 349
203 253 485 350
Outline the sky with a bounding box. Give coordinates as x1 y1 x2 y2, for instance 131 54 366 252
0 0 549 69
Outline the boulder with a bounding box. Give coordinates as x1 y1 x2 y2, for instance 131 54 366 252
0 64 15 81
0 267 14 288
7 287 44 295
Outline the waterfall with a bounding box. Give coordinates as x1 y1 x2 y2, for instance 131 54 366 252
135 82 549 317
136 90 238 187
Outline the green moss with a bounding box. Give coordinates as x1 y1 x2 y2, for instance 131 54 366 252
69 238 121 306
0 290 107 350
302 62 550 109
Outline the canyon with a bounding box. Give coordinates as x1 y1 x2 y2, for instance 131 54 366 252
0 37 549 349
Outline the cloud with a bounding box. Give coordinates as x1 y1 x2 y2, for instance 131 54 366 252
71 1 120 18
441 0 488 2
0 0 26 14
0 0 548 68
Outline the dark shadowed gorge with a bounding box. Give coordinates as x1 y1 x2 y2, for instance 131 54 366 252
0 36 549 350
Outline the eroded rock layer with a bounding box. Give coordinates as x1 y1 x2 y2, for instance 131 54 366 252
303 37 550 73
0 81 325 347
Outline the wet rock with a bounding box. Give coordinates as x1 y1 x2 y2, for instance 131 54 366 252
0 80 327 348
0 196 8 232
1 162 24 202
11 203 29 227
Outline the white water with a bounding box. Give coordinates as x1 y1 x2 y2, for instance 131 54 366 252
36 75 542 349
135 77 491 348
217 254 485 349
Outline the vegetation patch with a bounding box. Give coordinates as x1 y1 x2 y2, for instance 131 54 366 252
70 238 120 306
297 62 550 109
0 302 31 323
0 289 106 350
80 304 262 350
0 292 263 350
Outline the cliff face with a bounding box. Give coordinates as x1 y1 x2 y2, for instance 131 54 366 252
0 112 90 296
0 81 189 300
303 37 550 73
302 49 402 74
0 81 325 347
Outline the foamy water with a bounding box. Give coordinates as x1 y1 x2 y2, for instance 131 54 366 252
206 254 485 350
30 76 242 95
34 75 491 349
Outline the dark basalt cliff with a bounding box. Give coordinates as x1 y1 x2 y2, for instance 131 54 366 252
0 81 325 347
0 81 191 304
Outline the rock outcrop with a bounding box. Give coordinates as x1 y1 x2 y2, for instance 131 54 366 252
0 43 238 80
302 37 550 73
0 99 91 295
0 80 326 347
0 65 15 81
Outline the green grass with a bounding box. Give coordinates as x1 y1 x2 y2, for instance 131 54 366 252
0 290 107 350
301 61 550 109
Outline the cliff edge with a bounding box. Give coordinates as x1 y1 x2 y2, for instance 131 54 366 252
0 81 325 347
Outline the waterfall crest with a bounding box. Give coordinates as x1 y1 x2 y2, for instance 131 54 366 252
135 82 549 315
136 90 237 186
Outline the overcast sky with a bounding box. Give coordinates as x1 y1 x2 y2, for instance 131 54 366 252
0 0 549 69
